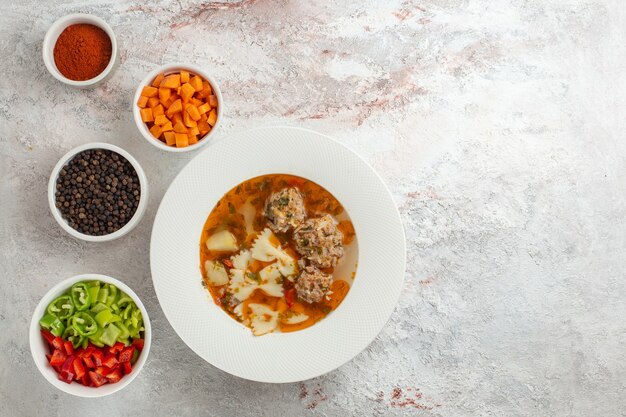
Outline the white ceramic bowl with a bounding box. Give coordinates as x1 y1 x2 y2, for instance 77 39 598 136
48 142 148 242
29 274 151 397
150 127 406 383
133 63 224 153
42 14 119 88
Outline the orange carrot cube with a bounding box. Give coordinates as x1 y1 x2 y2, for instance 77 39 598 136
198 119 210 135
191 98 203 107
173 121 187 133
189 75 203 92
149 124 163 139
197 103 210 115
166 99 183 116
208 95 218 107
188 133 198 145
153 104 165 117
154 114 169 125
159 87 171 103
186 105 201 121
140 108 154 123
152 73 165 87
202 81 212 95
163 131 176 146
161 121 173 132
160 74 181 89
180 83 195 102
142 86 158 98
207 109 217 126
137 95 149 108
175 133 189 148
183 111 197 128
171 113 183 125
180 70 190 83
148 97 160 108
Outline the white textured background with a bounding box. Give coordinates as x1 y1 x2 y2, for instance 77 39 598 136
1 0 625 416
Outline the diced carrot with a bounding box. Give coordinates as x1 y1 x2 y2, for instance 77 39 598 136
149 124 163 139
158 87 171 103
166 99 182 116
176 86 181 96
160 74 181 89
175 133 189 147
141 86 158 97
207 109 217 126
197 103 210 115
163 131 176 146
189 75 203 92
171 113 183 125
161 121 173 132
151 73 165 87
186 105 201 121
202 81 212 95
180 83 195 102
137 95 149 108
183 111 197 128
148 97 160 108
198 119 210 135
208 95 218 107
191 98 203 107
173 121 187 133
189 125 200 136
188 133 198 145
180 70 190 83
154 114 169 125
152 104 165 116
140 108 154 123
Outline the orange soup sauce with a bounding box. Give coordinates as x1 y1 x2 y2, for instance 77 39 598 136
200 174 358 333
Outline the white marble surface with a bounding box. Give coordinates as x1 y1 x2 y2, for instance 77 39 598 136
1 0 625 416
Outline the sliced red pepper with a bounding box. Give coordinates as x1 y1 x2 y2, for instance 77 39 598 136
79 374 90 386
64 341 75 356
88 371 107 387
58 369 74 384
41 329 56 345
102 354 118 368
73 357 86 379
61 355 75 373
81 346 95 358
46 354 52 363
108 342 126 354
105 369 123 384
51 336 64 351
83 356 95 368
118 346 135 363
95 366 109 376
285 289 297 307
49 349 67 367
132 338 144 351
122 361 132 375
92 350 104 367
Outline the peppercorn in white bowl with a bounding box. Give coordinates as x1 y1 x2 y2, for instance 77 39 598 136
48 143 148 242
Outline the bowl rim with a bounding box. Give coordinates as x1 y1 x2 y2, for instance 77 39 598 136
47 142 149 242
42 13 118 87
132 63 224 153
29 273 152 398
150 126 406 383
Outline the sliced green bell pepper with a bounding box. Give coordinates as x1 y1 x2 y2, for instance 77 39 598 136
71 312 98 336
62 324 86 349
90 302 109 314
47 295 75 320
100 323 121 347
70 282 91 311
94 309 121 328
39 314 65 337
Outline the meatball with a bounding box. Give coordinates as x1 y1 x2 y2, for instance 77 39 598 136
293 214 344 268
295 266 333 304
264 187 306 233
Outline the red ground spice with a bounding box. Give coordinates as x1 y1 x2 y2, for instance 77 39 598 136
53 23 112 81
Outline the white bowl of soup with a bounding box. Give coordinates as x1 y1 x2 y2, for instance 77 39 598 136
150 127 405 383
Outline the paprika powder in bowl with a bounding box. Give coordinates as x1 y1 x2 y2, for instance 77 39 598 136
43 14 118 88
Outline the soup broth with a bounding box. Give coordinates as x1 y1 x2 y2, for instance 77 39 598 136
199 174 358 335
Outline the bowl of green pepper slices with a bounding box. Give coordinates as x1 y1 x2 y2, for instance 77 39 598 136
29 274 151 397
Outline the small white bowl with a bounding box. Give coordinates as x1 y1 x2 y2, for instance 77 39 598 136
43 14 119 88
133 63 224 153
29 274 152 397
48 142 148 242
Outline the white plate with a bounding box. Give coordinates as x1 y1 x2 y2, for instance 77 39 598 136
150 127 405 383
